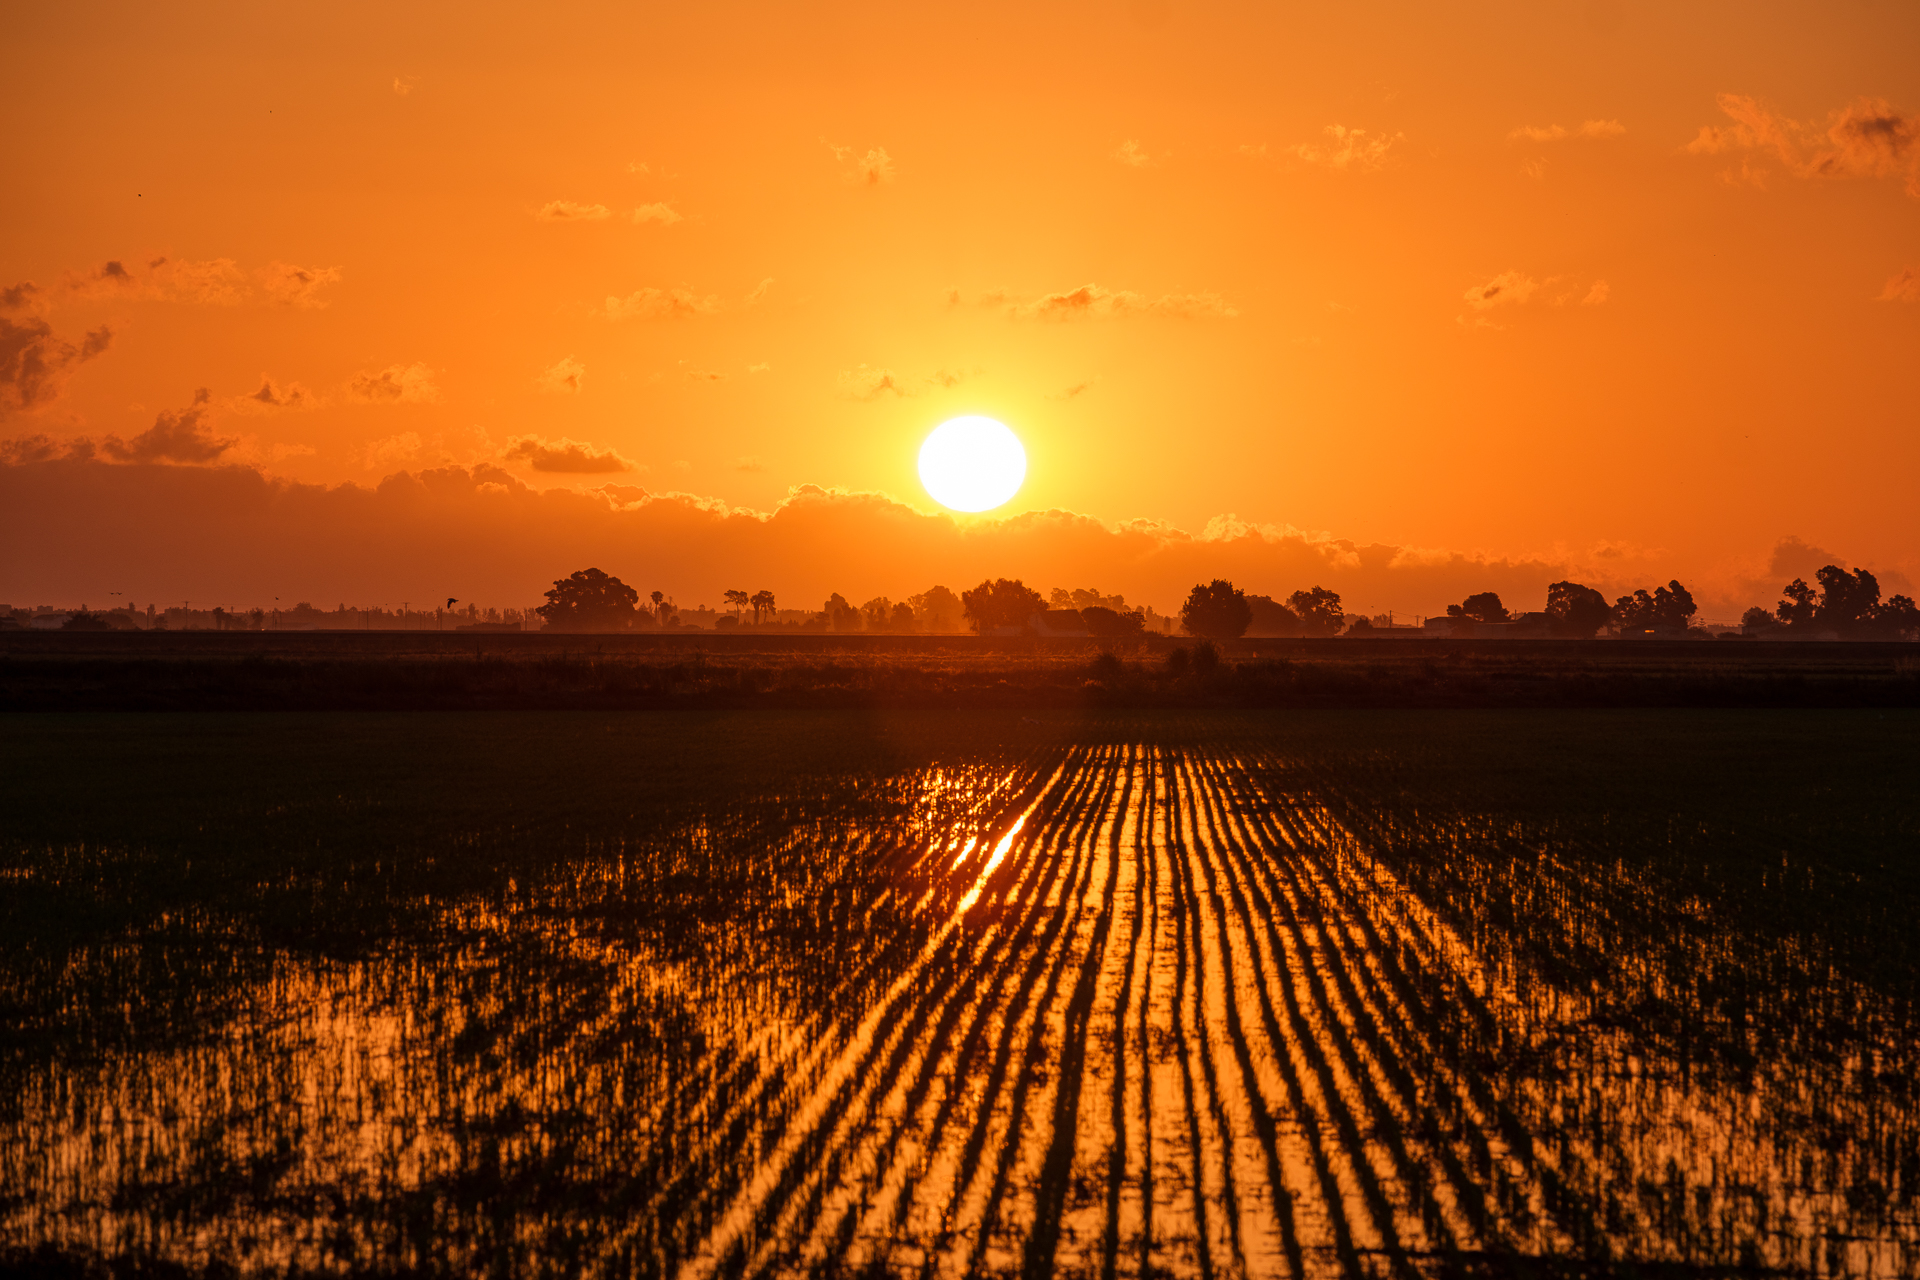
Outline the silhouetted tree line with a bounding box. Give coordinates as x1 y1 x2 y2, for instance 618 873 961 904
533 560 1918 641
1744 565 1918 639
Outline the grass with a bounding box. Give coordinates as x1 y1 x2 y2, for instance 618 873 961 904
2 709 1916 1275
3 630 1918 709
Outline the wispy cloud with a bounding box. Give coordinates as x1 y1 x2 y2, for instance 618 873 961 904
62 256 340 308
1463 271 1539 312
1291 125 1403 172
68 256 249 305
504 435 635 474
744 278 775 306
824 139 896 184
1508 119 1626 143
838 365 908 400
537 356 585 394
1688 93 1919 196
255 262 342 309
735 456 765 473
1113 139 1155 167
235 375 318 412
1881 267 1920 302
631 202 682 225
601 287 719 320
348 362 440 403
975 283 1238 321
1460 271 1609 325
536 201 612 221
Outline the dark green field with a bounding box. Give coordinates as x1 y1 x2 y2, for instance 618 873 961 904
3 710 1917 1277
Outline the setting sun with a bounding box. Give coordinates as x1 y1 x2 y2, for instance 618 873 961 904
917 416 1027 513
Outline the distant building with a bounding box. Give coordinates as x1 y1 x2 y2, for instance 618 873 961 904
1030 609 1089 638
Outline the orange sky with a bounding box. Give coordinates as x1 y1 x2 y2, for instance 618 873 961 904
3 0 1917 617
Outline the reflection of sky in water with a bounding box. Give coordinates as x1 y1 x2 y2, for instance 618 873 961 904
4 746 1915 1277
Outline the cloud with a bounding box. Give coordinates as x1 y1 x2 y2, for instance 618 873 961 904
1582 279 1610 305
991 283 1239 321
348 362 440 403
839 365 908 400
627 161 651 175
747 362 771 374
239 375 318 411
1688 94 1920 196
0 288 112 418
735 456 766 473
537 201 613 221
393 76 417 96
631 202 682 225
1051 379 1098 401
537 356 585 394
1508 120 1626 143
1463 271 1539 311
68 256 249 305
1291 125 1402 172
1113 139 1153 167
0 458 1819 618
504 435 635 473
1880 267 1920 302
744 277 775 306
255 262 342 308
357 432 423 472
684 367 727 382
838 365 974 399
601 287 719 320
826 140 896 184
100 389 236 464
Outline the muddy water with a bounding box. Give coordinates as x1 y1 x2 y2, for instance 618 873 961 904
5 743 1917 1278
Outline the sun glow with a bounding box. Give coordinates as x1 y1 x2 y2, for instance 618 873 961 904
918 416 1026 513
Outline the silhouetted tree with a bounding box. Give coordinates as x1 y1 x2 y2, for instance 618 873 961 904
1776 564 1916 638
1613 580 1696 635
538 568 639 632
1447 592 1509 624
890 601 917 632
749 589 776 625
1287 586 1345 637
1878 595 1920 640
908 585 964 633
1180 579 1252 639
1741 606 1777 634
1775 579 1818 629
825 593 861 632
1081 605 1147 639
723 589 750 620
1245 595 1301 637
1546 581 1611 638
1815 565 1879 635
861 596 895 631
960 578 1045 632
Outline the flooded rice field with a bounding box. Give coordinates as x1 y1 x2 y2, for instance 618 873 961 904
2 711 1917 1277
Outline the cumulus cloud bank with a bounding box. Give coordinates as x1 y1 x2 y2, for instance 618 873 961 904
1 283 112 417
0 454 1795 617
100 390 237 464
